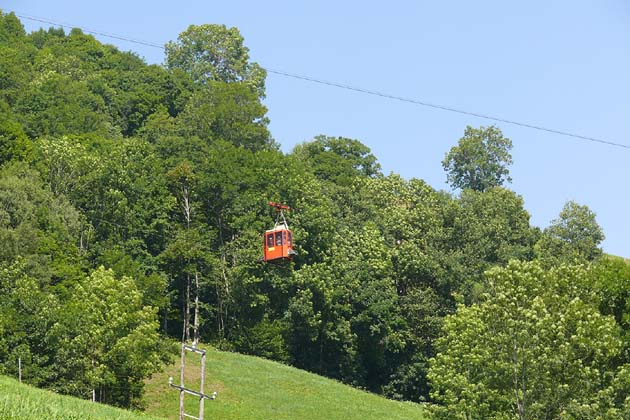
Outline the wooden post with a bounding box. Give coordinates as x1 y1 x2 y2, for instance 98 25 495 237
18 358 21 384
170 344 215 420
184 274 191 343
199 351 206 420
91 358 96 402
179 344 186 420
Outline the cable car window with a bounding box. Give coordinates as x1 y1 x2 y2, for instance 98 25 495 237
275 231 283 246
288 231 292 245
283 231 287 245
267 234 274 247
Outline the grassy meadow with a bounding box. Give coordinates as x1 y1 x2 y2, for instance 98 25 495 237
0 375 162 420
144 346 428 420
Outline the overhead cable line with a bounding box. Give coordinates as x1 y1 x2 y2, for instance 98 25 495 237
263 68 629 149
12 11 630 150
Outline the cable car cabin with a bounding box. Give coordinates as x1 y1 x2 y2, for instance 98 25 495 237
263 226 295 262
263 201 296 263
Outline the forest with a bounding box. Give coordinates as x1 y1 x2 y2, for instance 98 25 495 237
0 10 629 419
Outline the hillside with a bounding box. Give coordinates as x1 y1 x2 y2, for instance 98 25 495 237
0 375 162 420
143 346 428 420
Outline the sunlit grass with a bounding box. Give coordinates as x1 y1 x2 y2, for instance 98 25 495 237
0 346 428 420
0 375 163 420
144 345 427 420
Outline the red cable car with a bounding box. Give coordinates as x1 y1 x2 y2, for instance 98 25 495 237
263 202 296 262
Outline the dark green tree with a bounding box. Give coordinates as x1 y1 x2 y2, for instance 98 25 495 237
450 187 537 301
179 81 272 150
165 24 266 97
292 135 381 185
0 102 32 164
0 162 82 285
536 200 605 263
0 11 26 43
15 74 114 138
0 258 60 386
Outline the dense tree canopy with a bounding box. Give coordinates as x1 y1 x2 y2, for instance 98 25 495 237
429 261 629 419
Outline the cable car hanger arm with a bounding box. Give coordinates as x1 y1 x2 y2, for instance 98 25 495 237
268 202 291 212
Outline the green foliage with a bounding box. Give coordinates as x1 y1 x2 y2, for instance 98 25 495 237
61 137 175 257
15 73 114 138
179 81 271 150
442 125 513 191
137 105 183 143
0 258 60 386
536 200 605 264
0 162 82 284
97 63 178 136
0 43 34 105
0 102 32 164
35 136 98 196
165 23 266 96
51 267 171 408
451 187 537 301
233 317 290 362
429 261 627 419
292 135 381 185
591 257 630 362
0 11 26 44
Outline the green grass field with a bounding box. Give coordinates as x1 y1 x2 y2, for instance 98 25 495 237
0 347 428 420
144 346 428 420
0 375 161 420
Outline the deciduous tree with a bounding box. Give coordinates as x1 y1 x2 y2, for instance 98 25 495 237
536 200 605 263
52 267 170 408
442 125 513 191
429 261 625 419
165 24 266 97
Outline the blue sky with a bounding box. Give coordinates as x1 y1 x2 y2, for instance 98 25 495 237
4 1 629 257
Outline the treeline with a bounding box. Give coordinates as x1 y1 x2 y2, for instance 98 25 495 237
0 11 629 417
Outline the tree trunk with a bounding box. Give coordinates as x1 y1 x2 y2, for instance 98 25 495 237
193 271 200 346
183 273 191 343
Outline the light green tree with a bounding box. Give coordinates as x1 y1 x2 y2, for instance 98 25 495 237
442 125 513 191
429 260 626 419
36 136 100 196
52 266 169 408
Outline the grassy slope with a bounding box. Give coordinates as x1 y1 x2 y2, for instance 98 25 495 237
0 375 161 420
144 346 427 420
